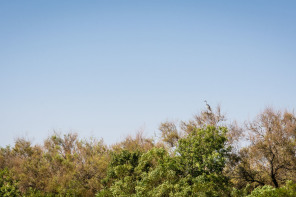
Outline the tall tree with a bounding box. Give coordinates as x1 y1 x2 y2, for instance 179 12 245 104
176 125 231 196
234 108 296 188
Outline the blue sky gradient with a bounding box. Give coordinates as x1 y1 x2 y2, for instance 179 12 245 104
1 1 296 146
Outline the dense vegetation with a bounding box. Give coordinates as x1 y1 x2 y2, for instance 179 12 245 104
1 106 296 196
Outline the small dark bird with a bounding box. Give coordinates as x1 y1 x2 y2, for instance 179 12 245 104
204 100 212 112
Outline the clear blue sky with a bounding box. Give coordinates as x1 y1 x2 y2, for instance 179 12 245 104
1 1 296 147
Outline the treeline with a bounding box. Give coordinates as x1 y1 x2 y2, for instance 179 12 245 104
1 106 296 196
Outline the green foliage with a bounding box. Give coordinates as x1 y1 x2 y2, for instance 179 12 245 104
99 150 142 196
231 184 252 197
177 126 230 177
0 168 20 197
230 181 296 197
98 126 231 197
247 181 296 197
1 107 296 197
175 126 231 197
135 148 178 196
248 185 278 197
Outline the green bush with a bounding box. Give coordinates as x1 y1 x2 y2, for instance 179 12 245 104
242 181 296 197
0 168 20 197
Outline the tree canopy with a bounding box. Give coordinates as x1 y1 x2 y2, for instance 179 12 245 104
1 106 296 196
